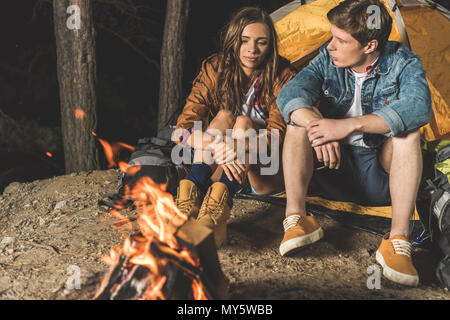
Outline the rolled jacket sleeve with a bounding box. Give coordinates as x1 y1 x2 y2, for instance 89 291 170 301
373 55 432 137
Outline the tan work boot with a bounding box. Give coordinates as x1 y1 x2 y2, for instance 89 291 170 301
376 233 419 286
279 213 324 256
197 182 231 248
175 179 202 219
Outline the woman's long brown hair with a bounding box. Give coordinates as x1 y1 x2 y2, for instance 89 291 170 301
212 7 281 118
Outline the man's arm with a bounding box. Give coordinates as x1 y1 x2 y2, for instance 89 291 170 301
307 114 390 147
277 48 327 125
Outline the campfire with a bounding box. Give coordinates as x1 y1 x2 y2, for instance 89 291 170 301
94 138 228 300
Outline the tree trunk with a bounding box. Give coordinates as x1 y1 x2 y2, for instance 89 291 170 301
53 0 100 173
157 0 190 131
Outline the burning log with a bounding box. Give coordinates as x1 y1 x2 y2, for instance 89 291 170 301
94 138 229 300
94 221 228 300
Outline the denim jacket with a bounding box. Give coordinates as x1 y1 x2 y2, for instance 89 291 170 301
277 41 432 148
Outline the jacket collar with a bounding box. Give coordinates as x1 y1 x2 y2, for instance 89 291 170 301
372 41 395 75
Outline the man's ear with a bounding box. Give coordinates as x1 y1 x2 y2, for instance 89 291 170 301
364 39 379 54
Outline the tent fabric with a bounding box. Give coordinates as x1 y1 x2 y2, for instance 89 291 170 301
400 6 450 141
273 0 403 67
273 0 450 142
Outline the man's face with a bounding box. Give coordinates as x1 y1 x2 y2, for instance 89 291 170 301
326 24 368 69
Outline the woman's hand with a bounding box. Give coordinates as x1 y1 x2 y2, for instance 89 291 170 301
210 136 248 184
211 136 237 164
221 162 247 185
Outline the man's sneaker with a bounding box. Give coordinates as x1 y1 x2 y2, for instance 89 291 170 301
279 213 324 256
197 182 231 248
375 233 419 286
175 179 202 219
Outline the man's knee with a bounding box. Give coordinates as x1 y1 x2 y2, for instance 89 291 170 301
380 130 421 172
391 130 421 148
286 124 308 137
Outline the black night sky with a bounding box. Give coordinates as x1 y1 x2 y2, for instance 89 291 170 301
0 0 290 191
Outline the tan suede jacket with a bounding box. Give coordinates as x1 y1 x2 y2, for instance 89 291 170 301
174 54 298 145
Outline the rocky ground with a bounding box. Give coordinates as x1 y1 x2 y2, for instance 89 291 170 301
0 169 448 300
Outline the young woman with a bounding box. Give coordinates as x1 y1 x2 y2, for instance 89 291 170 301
172 7 297 247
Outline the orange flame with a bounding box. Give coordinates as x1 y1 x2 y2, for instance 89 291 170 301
96 137 209 300
192 279 208 300
96 138 135 169
45 152 53 158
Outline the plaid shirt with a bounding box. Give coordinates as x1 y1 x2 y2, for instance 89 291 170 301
251 76 269 120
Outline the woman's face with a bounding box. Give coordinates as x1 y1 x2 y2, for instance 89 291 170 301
239 22 271 77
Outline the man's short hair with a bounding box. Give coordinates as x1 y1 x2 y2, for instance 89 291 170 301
327 0 393 52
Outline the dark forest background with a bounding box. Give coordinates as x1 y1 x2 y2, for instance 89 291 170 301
0 0 291 191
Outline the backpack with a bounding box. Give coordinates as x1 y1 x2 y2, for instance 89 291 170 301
417 142 450 288
99 127 188 211
118 127 188 197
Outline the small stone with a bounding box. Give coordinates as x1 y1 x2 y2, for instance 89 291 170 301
0 237 15 249
39 217 45 226
54 200 68 211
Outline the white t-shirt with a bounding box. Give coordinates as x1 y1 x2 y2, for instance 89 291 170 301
343 70 367 147
344 58 379 147
241 78 266 128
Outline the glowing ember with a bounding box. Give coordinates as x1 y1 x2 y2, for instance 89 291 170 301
94 137 210 300
45 152 53 158
74 108 87 119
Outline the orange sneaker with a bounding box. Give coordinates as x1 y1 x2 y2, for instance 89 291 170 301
375 233 419 286
279 213 324 256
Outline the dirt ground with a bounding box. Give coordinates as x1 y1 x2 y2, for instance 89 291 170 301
0 169 448 300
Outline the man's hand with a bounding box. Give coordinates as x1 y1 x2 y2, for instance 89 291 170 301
307 118 354 147
313 141 341 170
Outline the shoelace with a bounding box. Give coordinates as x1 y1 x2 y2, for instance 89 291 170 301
198 197 223 224
391 238 412 257
176 198 194 215
283 214 301 232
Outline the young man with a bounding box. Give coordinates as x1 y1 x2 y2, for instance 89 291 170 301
276 0 431 286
